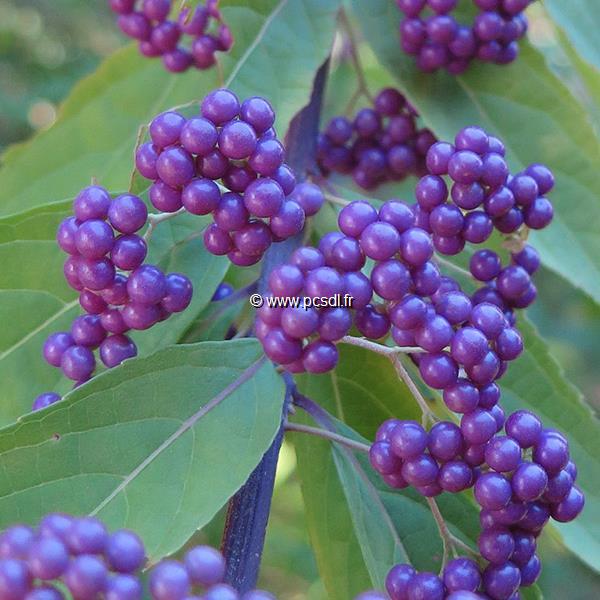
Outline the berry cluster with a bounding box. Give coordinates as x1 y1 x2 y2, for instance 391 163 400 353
135 89 322 266
258 125 553 375
35 184 193 408
0 513 276 600
109 0 233 73
396 0 531 73
317 87 436 190
33 89 323 412
418 127 553 258
369 414 583 597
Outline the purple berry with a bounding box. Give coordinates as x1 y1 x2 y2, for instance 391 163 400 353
73 186 111 221
127 265 167 305
108 194 148 234
99 335 138 368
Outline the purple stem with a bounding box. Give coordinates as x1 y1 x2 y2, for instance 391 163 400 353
220 60 329 593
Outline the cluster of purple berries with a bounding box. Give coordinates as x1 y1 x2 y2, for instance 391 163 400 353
0 513 276 600
317 88 436 190
254 197 539 377
417 126 554 258
370 414 583 594
367 349 582 598
135 89 323 267
33 184 193 411
109 0 233 73
396 0 531 74
33 89 323 412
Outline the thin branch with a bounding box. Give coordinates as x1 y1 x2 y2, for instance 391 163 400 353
426 497 458 572
323 190 351 207
285 422 370 454
339 8 374 103
338 335 425 356
344 86 364 116
128 124 148 192
142 207 187 242
390 354 437 425
216 57 225 87
449 533 479 558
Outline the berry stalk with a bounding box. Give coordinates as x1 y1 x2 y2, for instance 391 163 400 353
220 60 329 592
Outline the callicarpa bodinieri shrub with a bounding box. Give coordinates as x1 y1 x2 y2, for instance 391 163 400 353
1 1 597 600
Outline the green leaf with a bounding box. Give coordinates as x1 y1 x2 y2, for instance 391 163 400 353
0 339 284 561
499 318 600 572
349 0 600 304
0 205 227 426
544 0 600 72
296 343 600 596
0 0 341 218
294 416 372 600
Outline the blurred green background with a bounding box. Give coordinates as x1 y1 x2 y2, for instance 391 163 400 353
0 1 598 598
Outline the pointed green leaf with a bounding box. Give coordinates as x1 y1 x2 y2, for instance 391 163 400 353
0 339 284 561
350 0 600 304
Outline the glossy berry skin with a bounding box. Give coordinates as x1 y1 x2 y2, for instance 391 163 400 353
438 460 473 492
127 265 167 305
71 315 106 349
401 454 439 486
443 378 479 413
450 326 488 366
103 529 146 574
478 528 515 564
43 332 75 367
505 410 542 447
551 485 585 522
75 220 114 259
100 335 138 368
79 292 109 318
532 431 569 475
338 201 379 238
184 545 225 586
443 557 481 592
485 436 521 472
244 179 284 218
386 563 416 600
108 194 148 234
462 411 496 448
28 537 69 580
105 574 143 600
161 273 193 313
66 517 108 555
427 421 463 462
369 442 402 475
483 562 521 600
262 329 302 365
302 340 338 373
32 392 61 412
64 555 108 600
418 352 458 389
149 560 191 600
291 183 325 217
0 559 32 600
111 235 148 271
406 572 444 600
390 421 428 460
150 112 185 148
60 345 95 381
475 472 512 510
73 185 111 221
156 147 195 187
